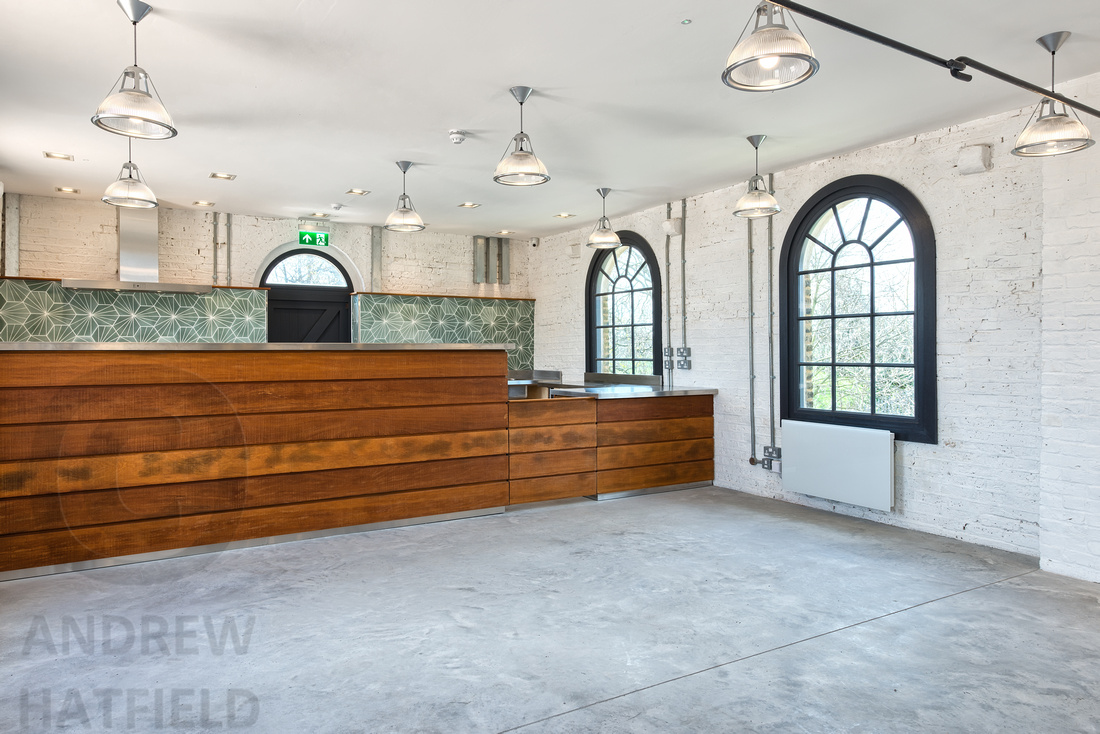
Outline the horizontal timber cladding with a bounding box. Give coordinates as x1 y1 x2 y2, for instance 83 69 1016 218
595 396 715 494
0 348 510 573
507 398 597 504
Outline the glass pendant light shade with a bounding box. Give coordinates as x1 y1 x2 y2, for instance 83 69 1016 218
723 2 819 91
385 161 425 232
103 161 158 208
494 132 550 186
734 175 781 218
587 188 621 249
385 193 425 232
93 66 177 139
1012 32 1095 157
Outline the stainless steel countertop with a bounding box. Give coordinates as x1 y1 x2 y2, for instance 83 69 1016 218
549 385 718 399
0 342 514 352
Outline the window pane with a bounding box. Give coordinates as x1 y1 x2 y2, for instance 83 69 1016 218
836 367 872 413
613 327 632 359
798 272 832 317
613 293 632 324
612 247 631 277
835 243 871 267
863 199 901 245
809 208 843 250
874 263 914 313
800 319 831 363
873 221 914 261
875 367 915 416
835 266 871 314
614 360 633 375
596 295 613 326
633 263 653 289
836 317 871 363
800 240 832 271
597 271 614 294
613 277 632 293
634 327 653 360
800 365 833 410
265 254 347 287
597 328 613 360
633 291 653 325
835 197 869 242
875 315 913 364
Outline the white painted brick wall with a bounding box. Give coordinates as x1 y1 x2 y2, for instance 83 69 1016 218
532 94 1060 561
1038 74 1100 583
18 197 118 280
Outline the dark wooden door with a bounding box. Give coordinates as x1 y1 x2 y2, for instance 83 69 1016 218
267 286 351 343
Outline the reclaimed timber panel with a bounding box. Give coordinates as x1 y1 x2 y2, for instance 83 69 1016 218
597 460 714 494
509 448 596 480
0 377 505 425
597 416 713 447
508 424 596 454
509 473 597 505
508 398 596 428
0 429 508 497
596 395 714 423
0 482 509 572
598 439 714 471
0 350 507 388
1 456 508 535
0 403 508 461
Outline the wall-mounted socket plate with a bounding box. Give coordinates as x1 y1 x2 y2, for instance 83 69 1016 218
676 359 692 370
664 359 673 370
763 446 782 459
676 347 691 357
663 347 673 357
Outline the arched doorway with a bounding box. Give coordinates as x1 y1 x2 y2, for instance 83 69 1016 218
261 249 353 342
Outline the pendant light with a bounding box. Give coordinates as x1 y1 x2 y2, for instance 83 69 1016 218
102 138 158 208
494 86 550 186
722 1 818 92
1012 32 1095 158
587 188 621 249
733 135 781 219
91 0 177 140
384 161 425 232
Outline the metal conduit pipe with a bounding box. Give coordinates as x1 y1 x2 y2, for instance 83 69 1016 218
680 198 687 351
665 202 674 390
226 213 233 286
767 173 777 447
212 211 220 285
747 218 758 465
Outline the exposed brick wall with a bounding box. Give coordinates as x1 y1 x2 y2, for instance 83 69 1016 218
1038 75 1100 583
18 197 118 280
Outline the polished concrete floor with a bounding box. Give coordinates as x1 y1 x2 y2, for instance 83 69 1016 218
2 486 1100 733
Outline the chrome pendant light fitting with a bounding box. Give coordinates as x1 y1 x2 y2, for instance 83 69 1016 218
722 1 818 91
733 135 780 219
102 138 158 208
384 161 426 233
91 0 177 140
494 86 550 186
587 188 621 249
1012 32 1095 158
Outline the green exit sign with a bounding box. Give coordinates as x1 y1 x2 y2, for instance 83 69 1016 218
299 231 329 246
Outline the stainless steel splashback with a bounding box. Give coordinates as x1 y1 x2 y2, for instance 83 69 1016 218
118 206 159 282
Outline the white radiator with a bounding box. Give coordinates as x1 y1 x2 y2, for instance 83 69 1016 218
781 420 894 512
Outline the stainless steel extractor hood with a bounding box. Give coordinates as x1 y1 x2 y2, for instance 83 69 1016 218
62 207 213 294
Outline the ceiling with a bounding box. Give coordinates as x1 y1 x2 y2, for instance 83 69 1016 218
2 1 1099 237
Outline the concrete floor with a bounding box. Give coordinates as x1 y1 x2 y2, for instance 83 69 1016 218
2 486 1100 733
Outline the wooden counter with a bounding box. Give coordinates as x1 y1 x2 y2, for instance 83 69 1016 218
0 346 510 574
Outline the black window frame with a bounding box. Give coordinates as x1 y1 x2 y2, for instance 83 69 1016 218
584 231 663 376
260 248 353 289
779 175 937 443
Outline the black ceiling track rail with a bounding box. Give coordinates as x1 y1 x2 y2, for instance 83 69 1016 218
768 0 1100 120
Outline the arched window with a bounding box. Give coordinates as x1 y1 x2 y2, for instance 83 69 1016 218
780 176 937 443
261 249 353 343
585 232 662 376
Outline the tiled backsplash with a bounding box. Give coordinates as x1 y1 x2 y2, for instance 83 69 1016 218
354 293 534 369
0 279 267 343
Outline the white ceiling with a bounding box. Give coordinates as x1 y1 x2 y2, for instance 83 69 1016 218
2 1 1099 237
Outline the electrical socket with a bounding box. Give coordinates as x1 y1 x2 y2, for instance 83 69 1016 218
663 359 673 370
676 347 691 357
676 359 692 370
761 458 782 474
663 347 673 357
763 446 781 459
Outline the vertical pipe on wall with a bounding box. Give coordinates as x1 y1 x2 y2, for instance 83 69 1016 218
226 213 233 287
767 173 778 448
370 225 382 292
665 202 674 390
500 238 510 285
680 198 688 350
212 211 220 285
2 193 19 277
747 219 758 464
